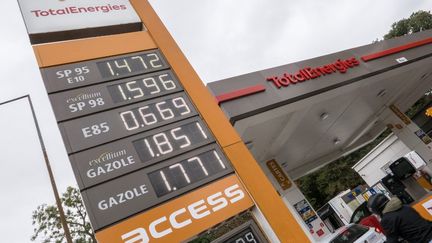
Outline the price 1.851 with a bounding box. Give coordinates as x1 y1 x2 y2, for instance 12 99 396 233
133 121 211 164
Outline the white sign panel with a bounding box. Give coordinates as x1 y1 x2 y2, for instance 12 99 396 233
422 198 432 216
18 0 141 35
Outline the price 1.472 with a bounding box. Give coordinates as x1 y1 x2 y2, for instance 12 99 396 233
97 52 166 78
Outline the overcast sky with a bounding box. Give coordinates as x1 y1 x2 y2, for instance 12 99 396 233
0 0 431 242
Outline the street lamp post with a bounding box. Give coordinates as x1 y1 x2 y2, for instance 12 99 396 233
0 95 73 243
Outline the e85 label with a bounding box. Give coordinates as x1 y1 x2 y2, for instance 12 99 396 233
82 122 110 138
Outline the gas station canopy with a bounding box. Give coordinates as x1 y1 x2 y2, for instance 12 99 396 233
208 29 432 179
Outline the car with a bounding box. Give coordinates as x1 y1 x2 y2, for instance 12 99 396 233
350 202 371 224
349 201 384 233
319 224 386 243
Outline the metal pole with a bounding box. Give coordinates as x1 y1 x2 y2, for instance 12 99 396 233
0 95 73 243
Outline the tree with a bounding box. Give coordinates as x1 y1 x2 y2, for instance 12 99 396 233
296 129 390 209
384 10 432 39
31 186 96 243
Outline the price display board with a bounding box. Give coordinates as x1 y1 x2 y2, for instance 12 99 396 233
39 49 238 234
212 221 268 243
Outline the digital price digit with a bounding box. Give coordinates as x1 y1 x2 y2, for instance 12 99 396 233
226 229 260 243
108 72 178 103
234 232 257 243
148 150 228 197
119 97 191 131
97 52 166 79
133 121 210 163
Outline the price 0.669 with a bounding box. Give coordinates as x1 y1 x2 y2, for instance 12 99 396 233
119 96 192 131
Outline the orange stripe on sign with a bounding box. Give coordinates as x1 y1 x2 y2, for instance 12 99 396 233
215 85 266 104
412 195 432 221
361 37 432 62
33 31 157 67
95 174 253 243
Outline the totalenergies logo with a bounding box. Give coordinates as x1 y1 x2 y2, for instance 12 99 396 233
266 57 361 89
30 4 128 17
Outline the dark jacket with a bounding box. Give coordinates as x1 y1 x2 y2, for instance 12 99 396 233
381 197 432 243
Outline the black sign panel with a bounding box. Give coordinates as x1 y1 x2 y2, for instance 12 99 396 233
69 117 214 189
225 227 261 243
40 49 240 235
213 221 268 243
41 50 169 93
59 93 197 153
49 70 182 121
81 145 232 230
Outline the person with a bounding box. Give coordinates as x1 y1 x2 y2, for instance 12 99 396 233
367 193 432 243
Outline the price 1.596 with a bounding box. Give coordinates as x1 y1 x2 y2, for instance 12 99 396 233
108 72 180 104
